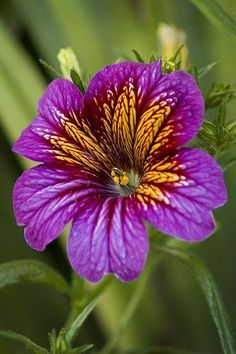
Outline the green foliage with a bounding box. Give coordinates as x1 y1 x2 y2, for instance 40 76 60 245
0 330 48 354
0 294 98 353
0 328 93 354
0 260 71 295
132 49 145 63
196 83 236 157
161 46 183 73
47 297 100 353
49 329 93 354
189 0 236 38
39 59 60 78
198 62 218 80
66 297 100 344
187 60 236 163
205 82 235 109
157 244 235 354
100 258 159 354
70 69 85 94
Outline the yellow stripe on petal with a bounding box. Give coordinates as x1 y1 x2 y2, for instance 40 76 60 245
142 171 180 184
49 135 102 172
136 183 170 206
112 82 137 163
134 102 171 166
58 115 110 167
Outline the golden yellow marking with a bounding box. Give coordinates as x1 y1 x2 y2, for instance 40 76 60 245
49 135 101 172
143 171 180 184
111 167 129 186
136 183 166 202
58 117 109 167
112 83 137 162
134 103 171 165
103 103 112 123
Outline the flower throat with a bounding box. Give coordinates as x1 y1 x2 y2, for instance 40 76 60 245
111 167 139 196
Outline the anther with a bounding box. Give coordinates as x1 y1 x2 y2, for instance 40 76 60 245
111 167 129 186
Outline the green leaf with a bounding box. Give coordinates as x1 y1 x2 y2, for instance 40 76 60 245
189 0 236 38
70 69 85 94
187 64 199 84
0 330 48 354
66 297 100 344
71 344 93 353
198 61 218 79
132 49 145 63
222 156 236 172
0 260 71 295
205 82 235 109
39 59 60 78
156 245 235 354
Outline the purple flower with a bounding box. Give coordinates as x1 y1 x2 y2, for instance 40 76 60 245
13 61 227 282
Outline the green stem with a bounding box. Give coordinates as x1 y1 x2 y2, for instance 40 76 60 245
64 274 114 331
100 256 160 354
155 244 235 354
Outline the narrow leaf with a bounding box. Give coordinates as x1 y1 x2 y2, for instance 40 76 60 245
222 156 236 172
157 245 235 354
0 260 71 295
198 61 218 79
70 69 85 94
39 59 60 78
132 49 144 63
0 330 48 354
66 297 100 344
189 0 236 38
71 344 94 353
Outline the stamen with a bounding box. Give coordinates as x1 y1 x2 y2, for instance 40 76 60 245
111 167 129 186
110 167 140 196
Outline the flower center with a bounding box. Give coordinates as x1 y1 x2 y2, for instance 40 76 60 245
111 167 140 196
111 167 129 186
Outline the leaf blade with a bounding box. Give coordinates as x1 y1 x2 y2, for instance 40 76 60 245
66 297 100 344
189 0 236 38
157 245 235 354
0 260 71 295
0 330 48 354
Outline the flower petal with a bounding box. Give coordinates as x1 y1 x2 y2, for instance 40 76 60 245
13 164 105 251
136 148 227 241
13 79 82 161
67 197 148 282
83 61 162 169
83 61 203 170
13 79 107 172
136 70 204 169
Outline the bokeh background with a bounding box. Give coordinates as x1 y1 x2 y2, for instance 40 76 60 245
0 0 236 353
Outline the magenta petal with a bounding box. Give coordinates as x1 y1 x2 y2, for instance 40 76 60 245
13 164 104 251
138 148 227 241
37 78 83 127
13 115 57 162
13 79 83 162
84 61 162 121
83 62 204 160
83 61 162 143
67 197 149 283
152 70 204 146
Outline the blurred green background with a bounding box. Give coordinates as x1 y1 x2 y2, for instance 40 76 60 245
0 0 236 353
